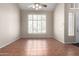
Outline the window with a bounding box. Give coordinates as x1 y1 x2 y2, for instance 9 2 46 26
70 3 79 8
68 12 74 36
28 14 46 34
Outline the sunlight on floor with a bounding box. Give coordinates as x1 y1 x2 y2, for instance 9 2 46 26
26 39 48 56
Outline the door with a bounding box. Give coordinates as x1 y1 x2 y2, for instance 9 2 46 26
76 12 79 43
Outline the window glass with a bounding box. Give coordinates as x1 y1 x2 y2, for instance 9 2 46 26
28 14 46 34
68 12 74 36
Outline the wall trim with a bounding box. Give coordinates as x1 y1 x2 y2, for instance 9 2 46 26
20 37 54 39
0 37 20 48
64 42 77 44
54 37 65 44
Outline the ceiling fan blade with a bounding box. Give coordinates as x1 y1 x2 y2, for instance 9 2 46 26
41 4 47 7
27 4 33 8
43 5 47 7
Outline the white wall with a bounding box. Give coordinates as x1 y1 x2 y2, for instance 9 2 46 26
53 3 65 43
0 4 20 48
20 10 53 38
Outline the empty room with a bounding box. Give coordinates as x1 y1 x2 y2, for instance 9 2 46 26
0 3 79 56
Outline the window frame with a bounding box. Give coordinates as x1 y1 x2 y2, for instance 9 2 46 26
68 12 75 36
28 14 46 34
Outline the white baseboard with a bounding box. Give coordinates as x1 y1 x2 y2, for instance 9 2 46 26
54 38 65 44
20 36 54 39
64 42 77 44
21 37 54 39
0 37 20 48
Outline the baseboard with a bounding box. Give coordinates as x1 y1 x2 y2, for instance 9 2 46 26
53 37 65 44
64 42 77 44
0 37 20 48
20 37 54 39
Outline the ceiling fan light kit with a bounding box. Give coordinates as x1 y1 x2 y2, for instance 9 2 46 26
31 3 47 10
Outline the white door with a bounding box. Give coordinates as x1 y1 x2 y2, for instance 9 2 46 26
76 12 79 43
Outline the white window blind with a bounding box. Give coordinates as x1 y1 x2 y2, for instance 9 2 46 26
28 14 46 34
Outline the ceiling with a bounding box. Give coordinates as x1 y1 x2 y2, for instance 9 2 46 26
18 3 57 11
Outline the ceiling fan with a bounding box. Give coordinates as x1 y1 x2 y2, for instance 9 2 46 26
28 3 47 10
